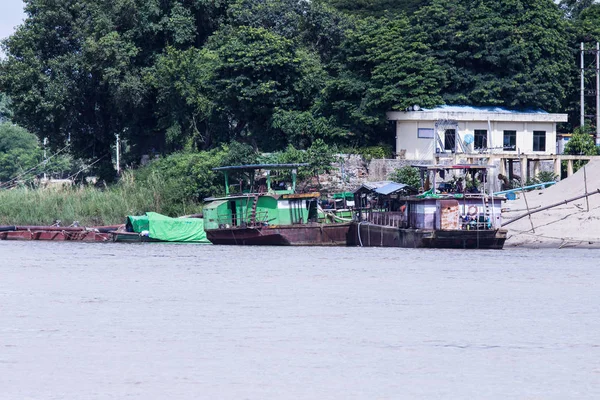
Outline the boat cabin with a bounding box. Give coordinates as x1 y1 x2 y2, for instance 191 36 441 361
354 165 504 231
203 164 322 230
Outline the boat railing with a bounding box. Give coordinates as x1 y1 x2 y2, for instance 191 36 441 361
215 210 270 228
363 211 407 228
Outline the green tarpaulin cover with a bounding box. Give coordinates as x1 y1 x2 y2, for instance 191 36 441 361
127 215 149 233
127 212 210 243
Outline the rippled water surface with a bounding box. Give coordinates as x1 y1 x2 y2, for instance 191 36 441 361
1 242 599 399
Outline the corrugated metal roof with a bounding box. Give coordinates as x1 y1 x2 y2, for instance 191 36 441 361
359 181 394 191
423 105 548 114
375 182 411 195
355 181 415 195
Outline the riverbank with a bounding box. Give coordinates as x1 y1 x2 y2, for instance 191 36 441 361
503 159 600 249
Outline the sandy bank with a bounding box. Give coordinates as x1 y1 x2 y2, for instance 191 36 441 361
502 159 600 249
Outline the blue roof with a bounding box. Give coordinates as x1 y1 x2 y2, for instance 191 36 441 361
375 182 412 195
423 105 548 114
355 181 415 195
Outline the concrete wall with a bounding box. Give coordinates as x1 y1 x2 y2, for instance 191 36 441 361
314 155 426 193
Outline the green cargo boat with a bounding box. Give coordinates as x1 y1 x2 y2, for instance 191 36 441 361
203 164 352 246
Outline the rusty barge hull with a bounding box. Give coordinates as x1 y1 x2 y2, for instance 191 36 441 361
0 226 116 242
205 223 352 246
348 223 507 249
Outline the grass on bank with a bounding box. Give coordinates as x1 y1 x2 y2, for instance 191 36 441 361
0 170 203 226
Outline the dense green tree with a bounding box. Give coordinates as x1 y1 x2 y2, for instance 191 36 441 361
149 46 221 151
0 0 230 179
149 1 350 151
575 4 600 41
320 15 443 145
322 0 429 16
206 26 326 149
413 0 573 111
0 0 587 180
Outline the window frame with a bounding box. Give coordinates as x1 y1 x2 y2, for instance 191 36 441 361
417 128 435 139
533 130 546 152
474 129 487 150
503 130 517 151
444 129 456 151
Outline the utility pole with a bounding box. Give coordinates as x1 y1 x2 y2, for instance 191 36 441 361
115 133 120 175
581 42 585 128
580 42 600 145
43 137 48 181
596 42 600 145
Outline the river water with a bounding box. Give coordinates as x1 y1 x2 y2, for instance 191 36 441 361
1 241 599 399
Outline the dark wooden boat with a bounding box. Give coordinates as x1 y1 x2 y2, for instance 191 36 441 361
348 221 506 249
348 165 508 249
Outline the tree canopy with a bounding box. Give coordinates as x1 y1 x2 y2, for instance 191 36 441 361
0 0 592 177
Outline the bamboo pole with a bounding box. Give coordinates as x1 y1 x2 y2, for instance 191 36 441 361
584 165 590 212
502 189 600 227
519 176 535 233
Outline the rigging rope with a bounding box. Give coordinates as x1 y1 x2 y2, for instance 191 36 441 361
0 142 72 189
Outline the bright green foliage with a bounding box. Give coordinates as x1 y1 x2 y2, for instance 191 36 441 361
413 0 572 111
0 123 77 183
259 139 339 184
564 125 599 156
133 141 257 206
388 166 421 189
564 125 600 172
135 149 226 205
564 126 600 172
533 170 559 184
0 123 41 182
306 139 339 175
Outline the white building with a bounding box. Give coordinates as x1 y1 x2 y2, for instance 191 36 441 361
387 105 569 161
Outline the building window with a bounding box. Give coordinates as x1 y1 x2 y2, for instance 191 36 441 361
474 130 487 150
444 129 456 151
417 128 434 139
533 131 546 151
503 130 516 150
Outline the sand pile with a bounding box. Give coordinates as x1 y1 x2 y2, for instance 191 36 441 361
503 158 600 248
